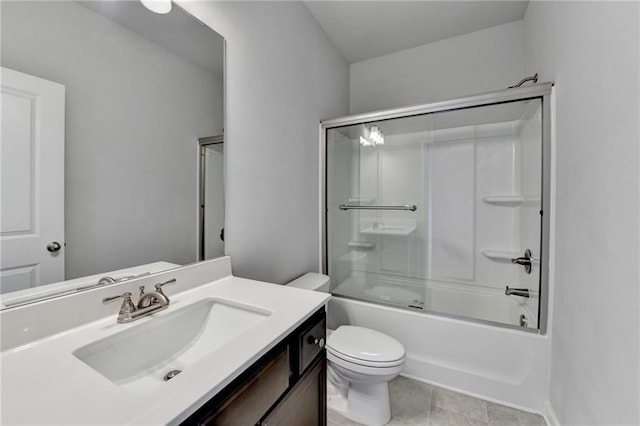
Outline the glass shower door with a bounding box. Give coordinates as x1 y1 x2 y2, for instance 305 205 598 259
327 115 429 309
326 98 544 330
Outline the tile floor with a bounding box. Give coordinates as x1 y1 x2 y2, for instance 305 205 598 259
327 376 546 426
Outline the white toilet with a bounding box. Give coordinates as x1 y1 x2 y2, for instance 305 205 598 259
288 273 406 426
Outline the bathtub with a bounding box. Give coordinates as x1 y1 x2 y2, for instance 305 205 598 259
332 271 538 329
327 289 551 414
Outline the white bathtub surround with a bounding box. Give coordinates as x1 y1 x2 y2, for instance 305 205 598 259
0 257 330 424
326 97 545 331
328 297 550 414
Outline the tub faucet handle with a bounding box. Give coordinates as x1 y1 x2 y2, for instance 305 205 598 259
511 249 533 274
505 286 530 298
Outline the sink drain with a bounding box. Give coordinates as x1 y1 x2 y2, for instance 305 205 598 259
163 369 182 381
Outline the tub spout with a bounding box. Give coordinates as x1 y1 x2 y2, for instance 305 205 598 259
505 286 529 298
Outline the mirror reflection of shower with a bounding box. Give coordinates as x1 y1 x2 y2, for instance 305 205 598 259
199 135 225 261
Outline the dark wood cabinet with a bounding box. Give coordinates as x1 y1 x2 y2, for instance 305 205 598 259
182 308 326 426
261 357 325 426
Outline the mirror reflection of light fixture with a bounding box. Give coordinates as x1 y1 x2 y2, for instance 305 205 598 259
360 125 384 147
141 0 172 14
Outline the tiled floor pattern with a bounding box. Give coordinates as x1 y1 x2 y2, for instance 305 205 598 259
328 376 547 426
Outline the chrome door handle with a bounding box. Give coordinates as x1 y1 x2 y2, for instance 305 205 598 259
47 241 62 252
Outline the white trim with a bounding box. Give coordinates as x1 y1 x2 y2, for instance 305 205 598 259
544 400 561 426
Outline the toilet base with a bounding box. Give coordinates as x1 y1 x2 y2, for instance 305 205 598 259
327 376 392 426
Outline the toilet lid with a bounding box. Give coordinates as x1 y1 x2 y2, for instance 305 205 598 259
326 326 405 366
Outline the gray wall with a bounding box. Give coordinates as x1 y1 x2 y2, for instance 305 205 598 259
525 2 640 424
342 4 640 423
180 1 350 284
349 21 524 114
2 2 223 280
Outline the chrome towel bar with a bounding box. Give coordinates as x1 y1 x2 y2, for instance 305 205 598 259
339 204 417 212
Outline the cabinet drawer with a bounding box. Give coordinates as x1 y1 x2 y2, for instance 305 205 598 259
299 316 325 374
201 347 289 425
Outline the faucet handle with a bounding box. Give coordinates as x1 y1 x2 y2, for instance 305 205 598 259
102 291 132 304
154 278 176 294
102 292 136 317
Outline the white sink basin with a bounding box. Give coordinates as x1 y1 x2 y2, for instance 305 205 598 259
73 298 270 395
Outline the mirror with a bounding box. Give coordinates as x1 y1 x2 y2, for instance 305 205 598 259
0 1 224 308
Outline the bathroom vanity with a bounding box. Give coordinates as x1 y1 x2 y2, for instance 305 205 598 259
184 308 327 425
0 257 330 425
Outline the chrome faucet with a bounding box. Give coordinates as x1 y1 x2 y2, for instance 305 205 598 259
98 276 117 285
77 272 152 291
505 286 530 298
103 278 176 323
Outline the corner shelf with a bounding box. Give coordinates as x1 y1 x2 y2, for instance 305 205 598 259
481 195 541 206
348 241 375 250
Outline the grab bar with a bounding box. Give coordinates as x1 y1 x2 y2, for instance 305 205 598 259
339 204 417 212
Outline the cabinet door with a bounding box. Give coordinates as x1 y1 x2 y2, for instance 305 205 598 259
261 357 326 426
199 348 290 425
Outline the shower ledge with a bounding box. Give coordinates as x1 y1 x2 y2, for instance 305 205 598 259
361 224 416 236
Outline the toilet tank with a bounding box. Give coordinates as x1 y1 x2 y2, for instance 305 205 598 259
287 273 330 292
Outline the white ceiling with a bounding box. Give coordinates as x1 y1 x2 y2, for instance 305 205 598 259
304 1 529 63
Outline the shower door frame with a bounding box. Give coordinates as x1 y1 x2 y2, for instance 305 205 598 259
198 134 224 262
320 83 553 334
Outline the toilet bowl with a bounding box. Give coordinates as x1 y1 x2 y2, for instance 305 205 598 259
287 273 406 426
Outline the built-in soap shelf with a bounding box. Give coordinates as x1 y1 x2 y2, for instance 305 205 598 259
481 195 541 206
348 197 376 204
360 224 416 236
481 249 540 263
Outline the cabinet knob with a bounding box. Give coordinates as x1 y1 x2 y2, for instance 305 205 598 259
307 335 325 349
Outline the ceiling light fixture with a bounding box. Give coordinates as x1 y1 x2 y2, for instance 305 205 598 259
360 125 384 147
140 0 172 14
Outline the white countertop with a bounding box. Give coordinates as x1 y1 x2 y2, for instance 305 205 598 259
1 273 330 425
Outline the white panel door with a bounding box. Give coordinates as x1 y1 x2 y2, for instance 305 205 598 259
1 67 65 293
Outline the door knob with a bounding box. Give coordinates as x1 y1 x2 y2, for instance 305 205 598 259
46 241 62 253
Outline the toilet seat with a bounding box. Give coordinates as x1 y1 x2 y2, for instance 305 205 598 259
326 326 405 368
